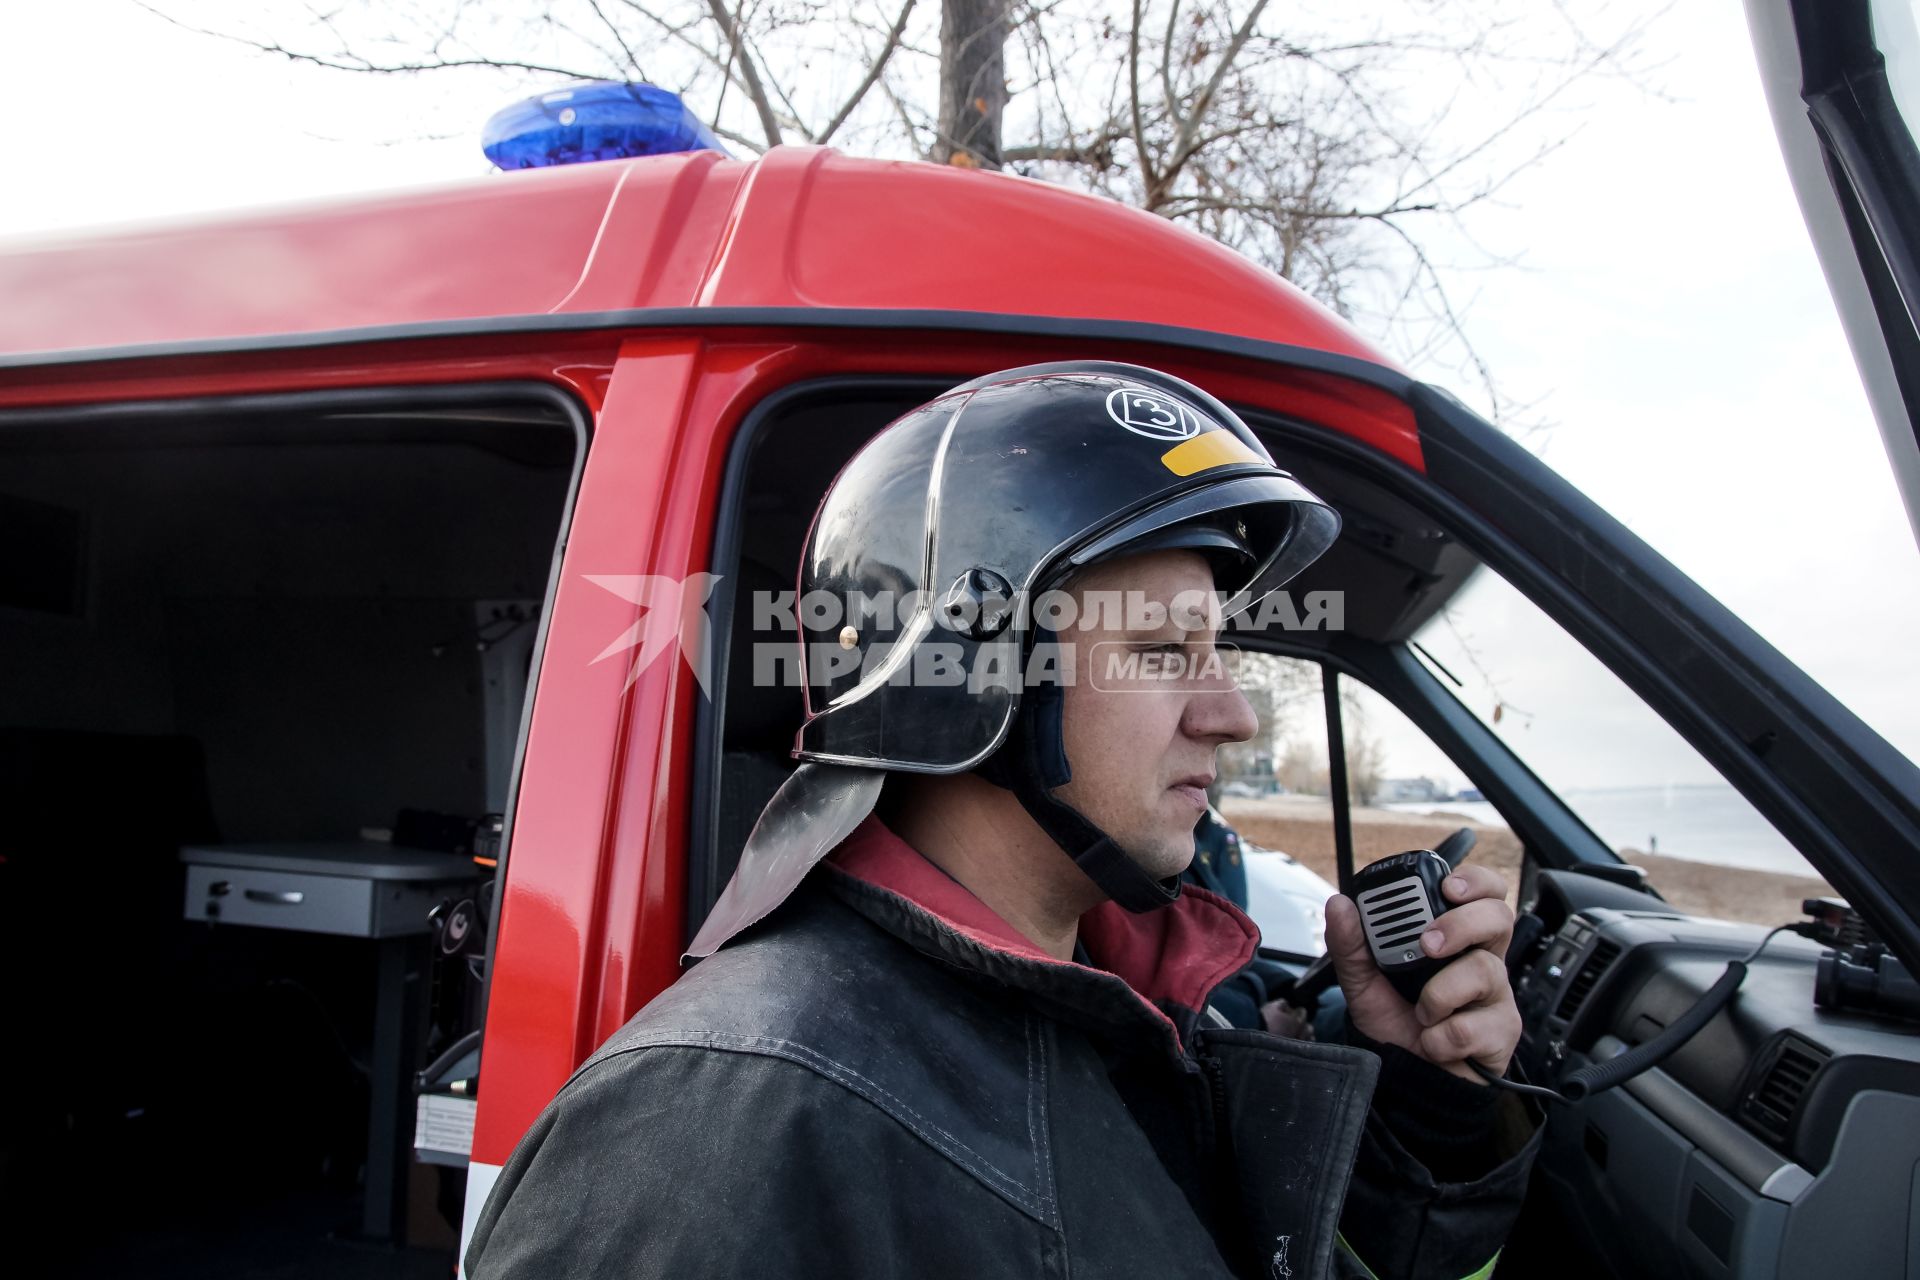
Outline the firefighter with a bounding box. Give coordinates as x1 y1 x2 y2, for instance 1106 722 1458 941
1189 793 1251 906
467 362 1537 1279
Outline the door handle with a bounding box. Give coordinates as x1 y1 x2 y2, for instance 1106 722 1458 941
244 888 306 905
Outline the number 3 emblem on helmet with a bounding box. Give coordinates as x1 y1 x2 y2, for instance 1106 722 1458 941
1106 387 1208 441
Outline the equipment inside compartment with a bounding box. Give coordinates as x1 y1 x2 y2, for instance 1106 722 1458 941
0 397 576 1275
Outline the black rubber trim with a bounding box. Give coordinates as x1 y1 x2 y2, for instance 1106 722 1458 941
0 380 585 431
1791 0 1920 477
0 305 1417 396
1322 670 1356 895
0 379 594 1038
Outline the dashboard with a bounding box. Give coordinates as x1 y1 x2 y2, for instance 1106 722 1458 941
1509 868 1920 1278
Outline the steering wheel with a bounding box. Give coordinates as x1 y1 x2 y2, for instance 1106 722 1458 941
1283 828 1478 1008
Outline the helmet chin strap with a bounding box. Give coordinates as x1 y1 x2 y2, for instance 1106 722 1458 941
977 640 1182 914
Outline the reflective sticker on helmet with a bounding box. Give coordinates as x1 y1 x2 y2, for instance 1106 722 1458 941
1107 387 1209 440
1159 429 1263 476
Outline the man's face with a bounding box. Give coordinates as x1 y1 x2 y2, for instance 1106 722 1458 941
1053 549 1258 880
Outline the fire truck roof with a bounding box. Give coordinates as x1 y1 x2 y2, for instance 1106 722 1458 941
0 146 1397 369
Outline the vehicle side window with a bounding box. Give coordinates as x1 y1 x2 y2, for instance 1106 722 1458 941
1219 653 1519 913
1213 654 1336 955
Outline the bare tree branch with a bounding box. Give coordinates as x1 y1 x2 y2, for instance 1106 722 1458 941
133 1 597 80
1158 0 1184 139
1155 0 1268 198
737 6 816 140
612 0 756 91
704 0 784 146
1127 0 1157 193
1003 131 1122 166
879 73 931 157
583 0 650 79
818 0 916 144
157 0 1665 435
1157 195 1442 222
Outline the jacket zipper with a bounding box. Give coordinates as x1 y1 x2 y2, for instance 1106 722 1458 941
1203 1056 1231 1156
1192 1031 1232 1165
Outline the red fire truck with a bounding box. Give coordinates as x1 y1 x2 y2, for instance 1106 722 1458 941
3 3 1918 1273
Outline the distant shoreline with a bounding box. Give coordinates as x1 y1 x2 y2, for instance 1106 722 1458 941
1373 788 1816 877
1220 796 1834 926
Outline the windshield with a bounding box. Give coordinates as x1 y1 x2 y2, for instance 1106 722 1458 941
1400 567 1838 922
1408 0 1920 779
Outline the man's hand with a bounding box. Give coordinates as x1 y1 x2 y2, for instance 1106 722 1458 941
1323 865 1521 1084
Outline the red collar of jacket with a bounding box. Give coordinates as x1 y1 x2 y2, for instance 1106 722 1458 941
825 813 1259 1044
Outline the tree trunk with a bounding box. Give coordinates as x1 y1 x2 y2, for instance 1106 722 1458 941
933 0 1008 169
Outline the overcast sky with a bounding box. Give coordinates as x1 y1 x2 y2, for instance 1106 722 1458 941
1391 0 1920 800
4 1 1917 804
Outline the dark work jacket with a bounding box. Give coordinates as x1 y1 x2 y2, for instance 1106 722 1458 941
467 817 1539 1279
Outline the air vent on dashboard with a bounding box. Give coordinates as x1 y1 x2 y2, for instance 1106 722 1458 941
1741 1037 1830 1145
1556 937 1623 1020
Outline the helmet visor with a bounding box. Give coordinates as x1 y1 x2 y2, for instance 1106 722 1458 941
1057 472 1340 618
